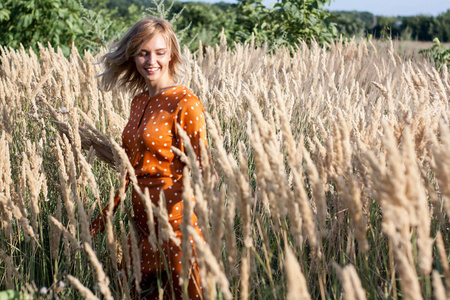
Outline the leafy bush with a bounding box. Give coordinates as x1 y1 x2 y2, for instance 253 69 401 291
419 38 450 71
234 0 338 47
0 0 85 55
272 0 338 44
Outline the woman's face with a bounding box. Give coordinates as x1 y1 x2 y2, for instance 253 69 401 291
134 32 172 89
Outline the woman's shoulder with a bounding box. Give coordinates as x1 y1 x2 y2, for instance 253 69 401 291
133 90 149 100
169 85 196 97
129 90 150 107
174 86 201 105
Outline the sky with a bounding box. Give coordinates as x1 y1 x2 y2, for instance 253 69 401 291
323 0 450 17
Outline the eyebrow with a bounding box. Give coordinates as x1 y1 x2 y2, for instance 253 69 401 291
140 48 167 52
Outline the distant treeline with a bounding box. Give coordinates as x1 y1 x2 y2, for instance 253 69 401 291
332 10 450 42
1 0 449 56
99 0 450 42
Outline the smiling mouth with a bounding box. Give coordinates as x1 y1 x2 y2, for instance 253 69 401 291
145 67 160 73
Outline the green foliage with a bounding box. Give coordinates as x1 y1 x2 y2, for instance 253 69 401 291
435 10 450 42
169 2 237 51
419 38 450 71
233 0 275 44
0 2 11 22
0 0 85 55
332 11 368 38
2 0 450 57
234 0 338 47
75 5 118 53
331 9 450 42
272 0 338 45
399 15 439 41
0 290 27 300
77 2 145 53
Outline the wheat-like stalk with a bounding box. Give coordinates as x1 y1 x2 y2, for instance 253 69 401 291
84 242 114 300
1 36 449 299
67 275 99 300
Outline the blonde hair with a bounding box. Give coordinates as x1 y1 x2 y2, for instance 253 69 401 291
98 17 184 93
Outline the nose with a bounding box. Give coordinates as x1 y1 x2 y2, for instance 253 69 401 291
149 53 156 65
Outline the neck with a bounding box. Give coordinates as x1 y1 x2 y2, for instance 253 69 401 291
147 79 175 97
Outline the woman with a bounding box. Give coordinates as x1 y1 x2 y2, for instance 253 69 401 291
91 17 206 299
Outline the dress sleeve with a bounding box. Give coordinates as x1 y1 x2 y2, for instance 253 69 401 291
122 95 139 159
175 93 208 167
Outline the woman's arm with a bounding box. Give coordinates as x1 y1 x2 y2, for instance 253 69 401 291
86 137 115 166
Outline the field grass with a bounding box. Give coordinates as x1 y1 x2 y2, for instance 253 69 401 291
0 36 449 299
394 40 450 57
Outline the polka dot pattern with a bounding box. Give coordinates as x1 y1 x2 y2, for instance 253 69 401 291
130 209 204 300
122 86 206 300
123 86 208 182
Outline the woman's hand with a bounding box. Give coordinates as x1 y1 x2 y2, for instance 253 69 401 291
52 119 117 168
88 138 115 167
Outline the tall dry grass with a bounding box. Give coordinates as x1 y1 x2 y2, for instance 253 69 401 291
0 36 449 299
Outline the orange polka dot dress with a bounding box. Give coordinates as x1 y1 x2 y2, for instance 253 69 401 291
122 85 207 299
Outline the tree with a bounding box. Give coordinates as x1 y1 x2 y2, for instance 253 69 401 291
234 0 338 47
168 1 237 50
0 2 10 22
233 0 273 44
435 9 450 42
272 0 338 45
369 16 401 39
0 0 85 55
332 11 372 38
